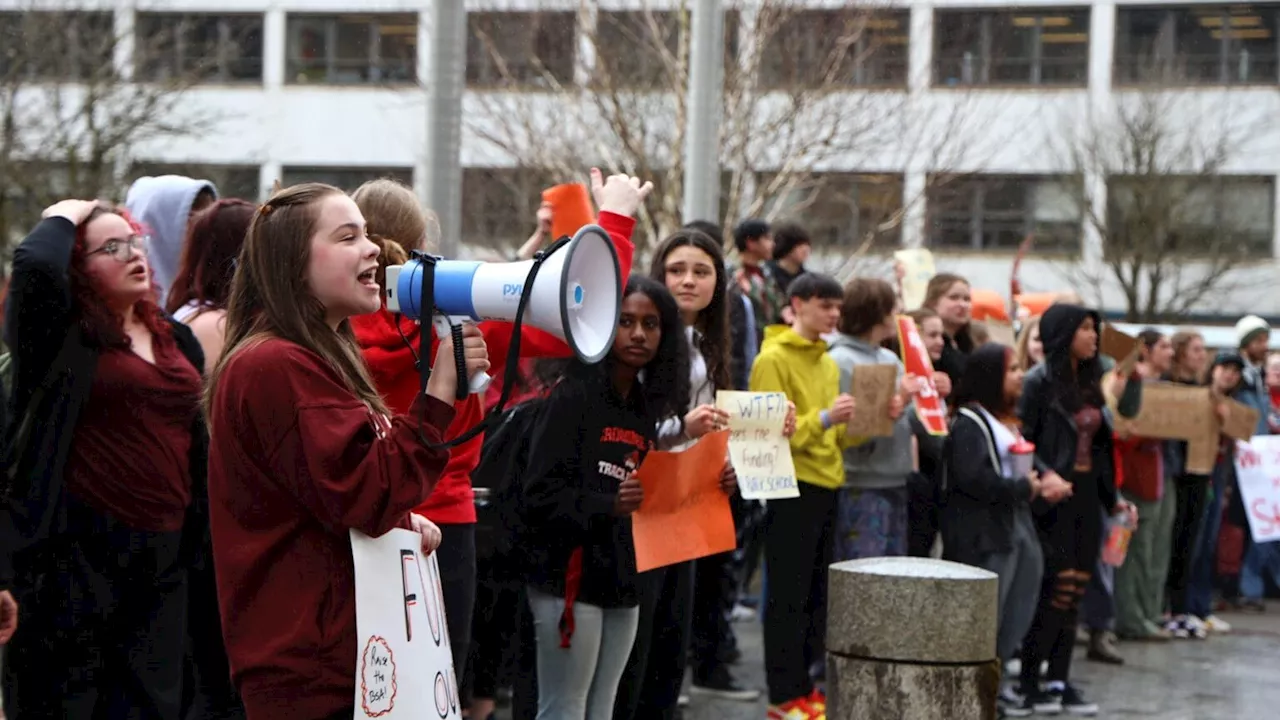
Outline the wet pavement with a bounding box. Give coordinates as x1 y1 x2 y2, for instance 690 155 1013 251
493 601 1279 719
682 601 1280 719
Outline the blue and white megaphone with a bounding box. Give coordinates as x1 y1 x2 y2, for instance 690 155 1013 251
384 224 622 394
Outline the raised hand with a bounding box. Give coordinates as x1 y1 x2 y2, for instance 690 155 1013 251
591 168 654 218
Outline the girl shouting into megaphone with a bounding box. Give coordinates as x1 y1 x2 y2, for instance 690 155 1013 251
203 182 491 720
348 169 652 698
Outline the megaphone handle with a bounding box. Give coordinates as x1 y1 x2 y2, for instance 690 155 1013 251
432 315 492 398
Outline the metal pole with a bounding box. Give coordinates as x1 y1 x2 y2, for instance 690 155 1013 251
424 1 467 257
681 0 725 224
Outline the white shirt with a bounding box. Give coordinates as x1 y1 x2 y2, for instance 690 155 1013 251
978 406 1018 478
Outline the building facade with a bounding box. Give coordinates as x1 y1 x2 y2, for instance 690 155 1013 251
3 0 1280 317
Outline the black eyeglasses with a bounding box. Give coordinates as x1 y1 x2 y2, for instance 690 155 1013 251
86 235 148 262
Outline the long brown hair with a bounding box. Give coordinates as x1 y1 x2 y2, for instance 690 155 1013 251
923 272 974 352
1170 330 1205 383
165 199 256 314
205 183 389 419
649 229 732 394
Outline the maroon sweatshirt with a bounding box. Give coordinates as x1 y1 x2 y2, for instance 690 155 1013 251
206 337 454 719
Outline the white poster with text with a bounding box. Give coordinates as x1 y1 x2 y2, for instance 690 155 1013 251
351 529 461 719
1233 437 1280 544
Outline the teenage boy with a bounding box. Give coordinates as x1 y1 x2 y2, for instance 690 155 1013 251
750 273 855 720
731 218 786 332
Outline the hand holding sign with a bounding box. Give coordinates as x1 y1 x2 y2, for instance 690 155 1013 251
615 474 644 515
715 391 799 500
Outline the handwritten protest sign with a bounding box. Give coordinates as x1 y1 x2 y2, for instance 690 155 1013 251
845 364 897 438
896 316 947 435
632 430 737 572
716 391 799 500
1233 437 1280 544
893 248 935 310
1222 398 1262 442
351 530 460 720
1126 383 1217 474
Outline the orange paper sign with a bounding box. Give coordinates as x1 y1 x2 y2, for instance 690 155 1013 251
631 430 736 573
897 316 948 436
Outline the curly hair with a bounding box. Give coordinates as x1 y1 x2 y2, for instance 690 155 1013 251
71 205 173 348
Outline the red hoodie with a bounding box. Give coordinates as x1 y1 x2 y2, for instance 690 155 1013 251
207 338 456 720
352 211 637 524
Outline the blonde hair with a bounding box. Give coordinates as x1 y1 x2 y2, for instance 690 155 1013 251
1014 315 1042 370
206 183 390 419
351 178 439 289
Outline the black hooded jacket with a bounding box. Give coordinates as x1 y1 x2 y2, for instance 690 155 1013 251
1017 304 1118 510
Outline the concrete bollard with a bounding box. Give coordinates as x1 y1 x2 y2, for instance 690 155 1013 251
826 557 1000 720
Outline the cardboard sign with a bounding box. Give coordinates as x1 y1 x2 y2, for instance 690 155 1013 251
1222 398 1262 442
715 391 799 500
1101 324 1141 375
845 364 898 438
893 248 935 310
1128 383 1217 474
351 529 460 720
631 431 737 572
896 316 948 436
1232 437 1280 544
1130 383 1216 441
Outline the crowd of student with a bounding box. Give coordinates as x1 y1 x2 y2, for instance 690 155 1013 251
0 168 1274 720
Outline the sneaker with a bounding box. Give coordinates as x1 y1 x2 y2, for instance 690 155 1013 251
1203 614 1233 633
998 688 1033 717
1031 687 1064 715
767 697 821 720
1062 685 1099 716
1163 618 1191 639
690 666 761 702
678 694 689 707
731 603 758 622
1243 598 1267 613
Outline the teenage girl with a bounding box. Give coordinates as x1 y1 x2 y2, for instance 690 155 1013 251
2 199 209 719
203 183 489 720
347 171 648 688
519 275 690 720
922 272 975 381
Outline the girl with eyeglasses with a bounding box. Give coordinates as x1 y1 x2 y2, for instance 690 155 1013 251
1 199 210 719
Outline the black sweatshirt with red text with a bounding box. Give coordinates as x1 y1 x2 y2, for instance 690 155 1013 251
519 373 653 610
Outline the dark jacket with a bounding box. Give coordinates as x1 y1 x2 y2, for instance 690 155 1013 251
728 285 754 391
942 406 1035 563
519 373 653 610
1017 304 1118 512
0 217 209 591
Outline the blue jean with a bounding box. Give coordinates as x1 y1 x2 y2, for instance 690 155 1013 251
527 588 639 720
1241 540 1280 600
1186 469 1227 619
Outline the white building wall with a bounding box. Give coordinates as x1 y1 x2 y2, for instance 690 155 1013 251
4 0 1280 315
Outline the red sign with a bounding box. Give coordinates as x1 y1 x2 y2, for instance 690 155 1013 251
896 316 948 436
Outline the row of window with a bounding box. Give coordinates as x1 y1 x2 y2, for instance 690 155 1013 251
103 164 1278 257
3 5 1279 88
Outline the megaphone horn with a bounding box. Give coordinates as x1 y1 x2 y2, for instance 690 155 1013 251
385 224 623 394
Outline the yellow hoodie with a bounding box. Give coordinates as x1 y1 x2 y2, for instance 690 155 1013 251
749 325 844 490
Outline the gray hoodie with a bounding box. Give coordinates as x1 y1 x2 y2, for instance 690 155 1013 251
125 175 218 303
827 333 913 489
